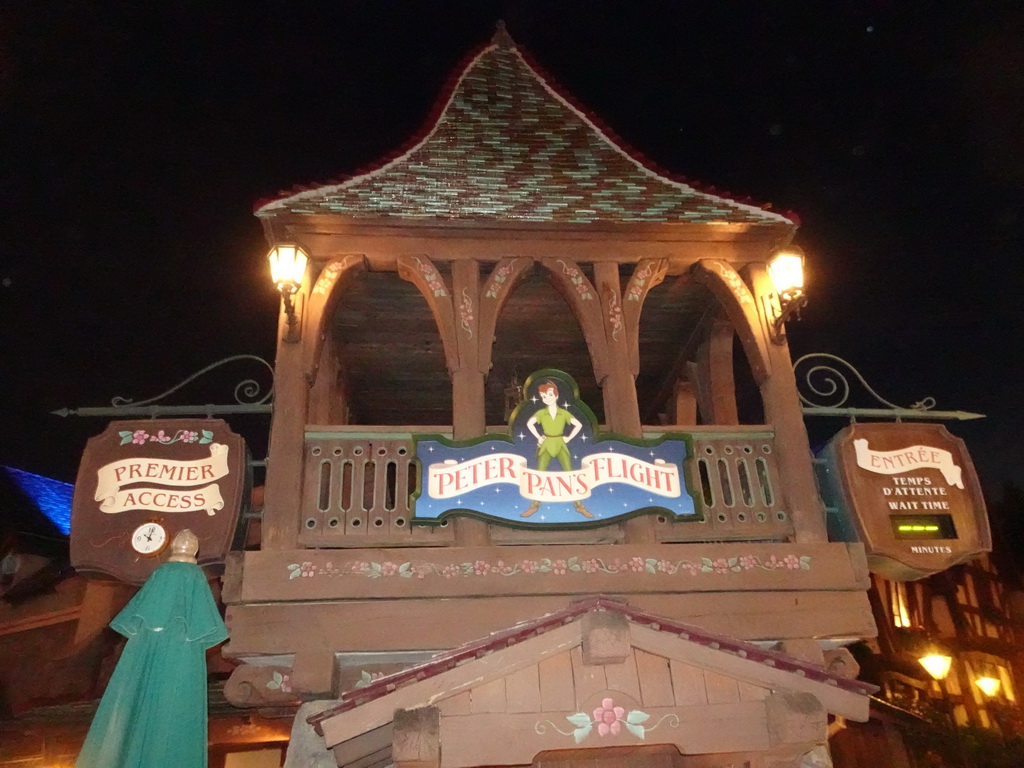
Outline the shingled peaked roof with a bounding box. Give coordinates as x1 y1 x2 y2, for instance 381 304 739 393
256 33 794 228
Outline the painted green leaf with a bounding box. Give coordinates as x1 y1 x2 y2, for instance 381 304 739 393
569 564 582 572
573 725 592 744
645 562 657 574
399 562 413 578
355 670 373 688
200 429 214 444
701 557 714 567
624 722 646 739
267 671 283 689
567 556 579 566
287 564 301 580
566 713 592 728
727 557 738 567
800 556 812 570
118 431 133 445
625 710 650 725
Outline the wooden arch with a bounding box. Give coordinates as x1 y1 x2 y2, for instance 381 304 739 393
691 259 771 386
301 255 368 386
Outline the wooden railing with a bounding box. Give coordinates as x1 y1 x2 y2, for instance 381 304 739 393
297 425 792 548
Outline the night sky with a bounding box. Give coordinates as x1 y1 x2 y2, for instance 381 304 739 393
1 3 1022 496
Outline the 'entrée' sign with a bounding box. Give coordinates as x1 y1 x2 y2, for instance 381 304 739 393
820 422 990 581
72 419 248 584
412 370 696 528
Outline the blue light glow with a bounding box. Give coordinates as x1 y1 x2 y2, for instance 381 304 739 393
3 466 73 535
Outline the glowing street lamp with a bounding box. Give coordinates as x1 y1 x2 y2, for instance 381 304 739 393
919 653 954 681
267 244 308 342
765 246 808 344
975 676 1001 698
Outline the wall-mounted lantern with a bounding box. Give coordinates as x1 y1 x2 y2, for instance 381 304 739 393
765 246 807 344
268 244 308 343
975 676 1001 697
919 652 954 681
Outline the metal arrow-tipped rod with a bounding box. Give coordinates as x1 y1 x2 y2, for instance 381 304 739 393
800 407 985 421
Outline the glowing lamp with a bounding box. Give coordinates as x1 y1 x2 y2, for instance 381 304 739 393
268 244 308 294
267 244 308 342
764 246 808 344
975 676 1001 697
919 653 953 681
767 248 806 302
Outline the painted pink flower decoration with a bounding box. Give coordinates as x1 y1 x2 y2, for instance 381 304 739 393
783 554 801 570
593 698 625 736
629 556 645 573
441 564 461 579
132 429 149 445
552 559 568 575
181 430 198 443
380 561 398 576
739 556 757 569
582 559 600 573
150 429 171 443
473 560 490 575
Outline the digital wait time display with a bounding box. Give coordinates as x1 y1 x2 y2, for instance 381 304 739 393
891 514 958 540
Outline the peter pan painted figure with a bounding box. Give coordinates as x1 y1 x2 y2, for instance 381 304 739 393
523 380 592 518
527 381 582 470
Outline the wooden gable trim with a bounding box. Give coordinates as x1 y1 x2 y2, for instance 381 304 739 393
313 599 875 751
629 624 870 722
317 622 582 748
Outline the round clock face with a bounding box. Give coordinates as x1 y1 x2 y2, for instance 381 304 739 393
130 522 168 555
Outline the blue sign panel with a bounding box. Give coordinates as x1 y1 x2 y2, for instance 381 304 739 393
412 370 698 528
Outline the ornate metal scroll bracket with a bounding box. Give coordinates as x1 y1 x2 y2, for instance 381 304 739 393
794 353 984 422
52 354 275 418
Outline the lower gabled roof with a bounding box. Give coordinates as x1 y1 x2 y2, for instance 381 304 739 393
310 596 875 752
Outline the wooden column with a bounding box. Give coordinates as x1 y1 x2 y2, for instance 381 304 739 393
307 332 345 426
451 259 489 546
691 317 739 425
672 380 698 425
594 261 653 544
263 286 309 550
746 263 828 543
263 256 366 550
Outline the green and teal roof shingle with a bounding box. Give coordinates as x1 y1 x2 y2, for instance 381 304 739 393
256 36 794 227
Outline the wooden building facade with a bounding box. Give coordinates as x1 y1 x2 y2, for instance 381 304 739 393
222 30 877 768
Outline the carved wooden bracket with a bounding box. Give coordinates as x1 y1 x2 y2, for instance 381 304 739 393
622 258 668 374
539 257 609 382
302 255 367 385
397 255 459 374
477 257 533 375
